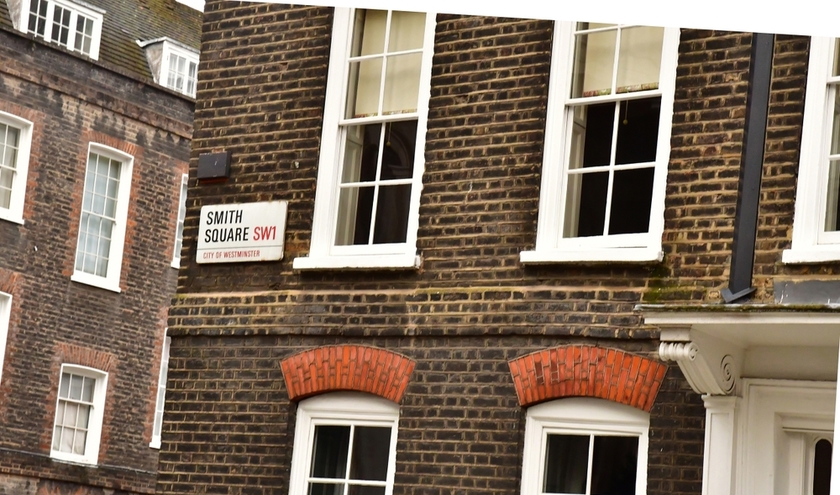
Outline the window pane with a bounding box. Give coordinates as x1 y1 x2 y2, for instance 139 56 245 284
565 171 608 237
833 39 840 77
543 434 590 494
77 152 121 277
69 374 83 400
349 426 391 481
187 62 197 95
1 124 20 167
615 97 660 165
590 436 638 495
52 426 62 451
574 102 614 169
572 24 617 98
388 11 425 51
616 26 664 93
825 161 840 232
826 85 840 233
336 125 377 245
73 430 87 455
372 184 411 244
168 55 180 89
336 121 416 246
379 121 416 180
352 10 386 57
51 6 70 45
341 124 381 184
0 124 19 210
76 404 90 428
347 11 385 118
348 487 386 495
609 168 655 235
64 402 78 426
75 16 93 54
382 52 422 115
82 376 95 402
59 372 71 397
347 10 424 118
60 425 74 452
336 186 374 245
29 0 48 35
814 439 832 495
311 425 351 479
309 483 344 495
0 175 11 209
348 59 383 118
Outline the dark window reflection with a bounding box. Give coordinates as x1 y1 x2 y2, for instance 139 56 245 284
591 436 638 495
543 434 589 494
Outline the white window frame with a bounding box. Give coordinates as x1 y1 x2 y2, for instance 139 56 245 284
50 364 108 465
71 143 134 293
783 37 840 264
520 23 680 264
0 111 33 225
520 397 649 495
150 330 171 448
288 392 400 495
0 292 10 386
171 174 188 268
292 8 436 271
18 0 104 60
160 42 199 98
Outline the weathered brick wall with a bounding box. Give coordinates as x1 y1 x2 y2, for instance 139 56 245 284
657 32 816 304
756 36 832 287
0 26 193 494
162 3 709 495
158 334 702 495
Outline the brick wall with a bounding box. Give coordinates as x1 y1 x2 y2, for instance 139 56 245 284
159 3 717 494
158 334 703 495
656 32 814 303
0 26 193 494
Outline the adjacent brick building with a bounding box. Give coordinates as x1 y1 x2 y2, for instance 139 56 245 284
0 0 200 493
160 3 840 495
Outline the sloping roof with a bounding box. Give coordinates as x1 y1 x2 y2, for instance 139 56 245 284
0 0 201 85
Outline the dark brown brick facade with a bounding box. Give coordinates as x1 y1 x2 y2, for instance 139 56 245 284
0 21 193 495
156 3 768 494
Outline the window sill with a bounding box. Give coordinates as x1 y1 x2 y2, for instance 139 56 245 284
0 211 24 225
293 253 421 271
50 451 97 466
781 247 840 264
71 272 121 293
520 247 663 264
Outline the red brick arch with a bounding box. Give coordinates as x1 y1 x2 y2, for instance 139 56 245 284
280 345 415 403
508 345 667 411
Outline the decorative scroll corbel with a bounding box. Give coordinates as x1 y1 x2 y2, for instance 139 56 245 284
659 328 741 396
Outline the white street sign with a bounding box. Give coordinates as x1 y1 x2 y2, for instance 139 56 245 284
197 201 288 264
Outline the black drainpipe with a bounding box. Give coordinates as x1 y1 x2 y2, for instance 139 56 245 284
721 33 775 304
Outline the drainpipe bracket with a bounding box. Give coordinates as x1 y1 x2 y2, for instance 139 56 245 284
721 286 756 304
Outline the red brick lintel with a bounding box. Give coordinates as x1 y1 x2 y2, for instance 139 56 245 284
508 345 667 412
280 345 416 404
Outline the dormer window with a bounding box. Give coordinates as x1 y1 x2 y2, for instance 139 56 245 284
162 44 198 97
137 38 200 98
20 0 103 59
